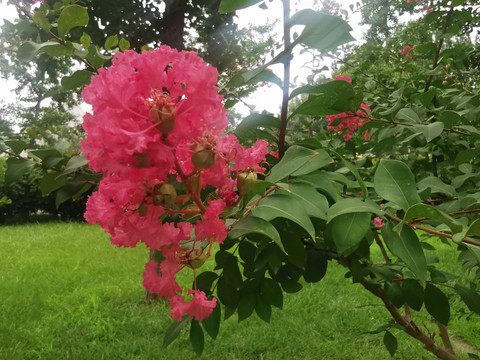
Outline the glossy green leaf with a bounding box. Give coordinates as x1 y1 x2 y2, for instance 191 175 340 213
424 283 450 325
17 41 59 61
455 286 480 315
252 194 315 239
453 218 480 244
331 150 368 198
228 69 282 88
268 146 333 182
382 223 427 284
282 236 306 268
80 32 91 49
229 216 283 252
119 38 130 51
58 5 89 39
219 0 263 13
404 203 463 234
327 198 383 222
277 182 328 219
63 154 89 174
296 172 340 201
290 9 354 51
329 212 371 256
374 160 421 211
163 315 191 348
385 282 404 308
189 320 204 356
61 70 93 90
217 277 239 308
383 331 398 357
5 158 35 184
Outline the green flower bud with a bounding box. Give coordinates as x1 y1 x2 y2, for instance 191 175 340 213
187 248 207 269
237 170 257 196
152 182 177 208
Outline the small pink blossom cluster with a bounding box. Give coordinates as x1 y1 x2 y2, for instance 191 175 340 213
82 46 268 321
326 76 370 141
400 45 416 60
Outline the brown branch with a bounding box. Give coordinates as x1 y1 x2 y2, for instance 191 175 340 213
173 152 207 214
0 149 42 165
360 278 461 360
278 0 291 159
373 229 391 263
437 322 456 356
425 8 454 93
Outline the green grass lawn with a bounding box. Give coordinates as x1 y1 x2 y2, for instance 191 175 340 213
0 223 478 360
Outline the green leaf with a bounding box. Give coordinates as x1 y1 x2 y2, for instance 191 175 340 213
455 286 480 315
40 171 69 196
268 146 333 182
424 283 450 325
261 278 283 309
229 216 283 252
217 277 239 308
290 9 354 51
4 140 27 155
163 315 191 348
5 158 35 184
282 236 306 268
104 35 119 50
327 198 383 222
403 204 463 234
254 295 271 323
417 176 456 197
385 282 405 308
382 223 427 285
328 212 371 256
228 69 282 88
58 5 89 39
219 0 263 13
453 219 480 244
238 293 256 321
80 32 91 49
374 160 421 211
330 150 368 198
86 44 111 68
277 182 328 219
402 279 424 311
61 70 93 91
291 81 356 117
411 123 444 142
383 331 398 357
32 11 52 31
395 108 420 123
62 154 88 174
17 41 59 62
252 194 315 239
119 38 130 51
303 248 328 283
235 113 280 139
189 320 204 356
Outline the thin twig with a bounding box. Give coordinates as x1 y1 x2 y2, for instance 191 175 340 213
437 322 456 356
278 0 291 159
373 229 390 263
368 116 471 136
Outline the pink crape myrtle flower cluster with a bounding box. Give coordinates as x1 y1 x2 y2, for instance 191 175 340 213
400 45 416 60
326 75 371 141
82 46 268 321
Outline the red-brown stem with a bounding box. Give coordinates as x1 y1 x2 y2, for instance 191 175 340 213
0 149 42 165
173 153 207 214
360 278 460 360
373 229 390 263
278 0 291 159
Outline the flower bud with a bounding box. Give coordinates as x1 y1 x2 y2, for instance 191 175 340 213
237 170 257 196
187 248 207 269
148 92 177 135
152 182 177 208
191 143 216 169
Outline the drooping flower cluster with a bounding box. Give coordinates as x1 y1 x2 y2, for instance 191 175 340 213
82 46 268 321
400 45 416 60
326 75 371 141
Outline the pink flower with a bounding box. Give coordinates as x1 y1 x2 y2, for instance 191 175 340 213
326 104 371 141
170 290 217 321
333 75 352 83
373 217 384 228
400 46 411 55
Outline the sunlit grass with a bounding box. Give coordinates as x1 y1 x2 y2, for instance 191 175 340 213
0 223 478 359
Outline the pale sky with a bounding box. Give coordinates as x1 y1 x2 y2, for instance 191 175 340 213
0 0 367 117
